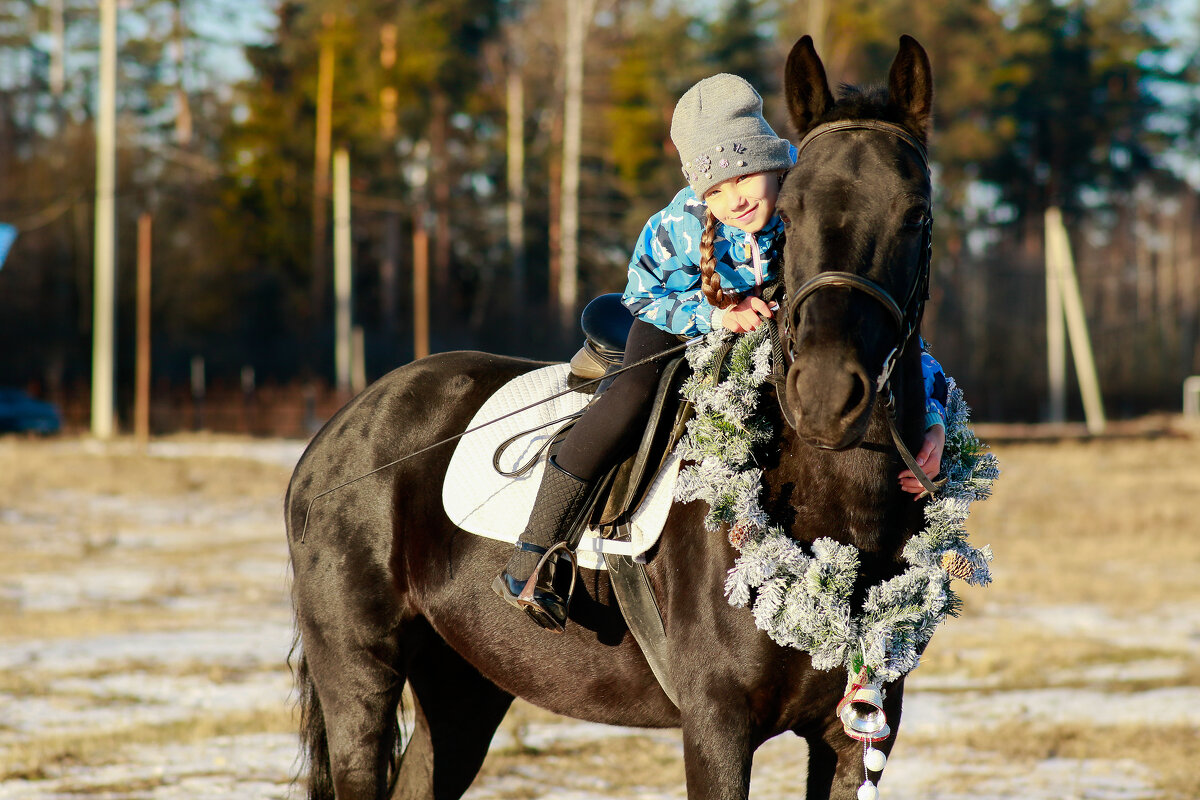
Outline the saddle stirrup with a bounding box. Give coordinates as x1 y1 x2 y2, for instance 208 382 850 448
518 542 579 632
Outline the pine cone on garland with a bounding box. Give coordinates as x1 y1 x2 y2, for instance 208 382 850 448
941 551 975 581
729 521 754 549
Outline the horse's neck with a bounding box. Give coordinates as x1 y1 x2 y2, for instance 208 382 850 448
768 407 917 556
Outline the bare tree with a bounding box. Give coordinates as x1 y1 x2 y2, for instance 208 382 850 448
506 24 527 309
557 0 597 331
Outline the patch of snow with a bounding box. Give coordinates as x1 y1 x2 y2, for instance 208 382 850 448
903 685 1200 733
908 657 1188 691
146 439 308 469
875 749 1159 800
47 437 308 470
12 570 166 612
501 720 683 752
0 671 288 741
0 623 294 675
990 603 1200 656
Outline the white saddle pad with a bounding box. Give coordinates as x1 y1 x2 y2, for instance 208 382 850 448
442 364 681 571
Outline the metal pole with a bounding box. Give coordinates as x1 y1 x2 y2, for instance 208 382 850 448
92 0 117 439
410 143 431 360
558 0 595 332
311 26 335 326
413 213 430 360
333 147 352 394
807 0 829 57
50 0 65 96
506 35 526 306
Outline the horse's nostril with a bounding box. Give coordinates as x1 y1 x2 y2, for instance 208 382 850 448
841 373 866 418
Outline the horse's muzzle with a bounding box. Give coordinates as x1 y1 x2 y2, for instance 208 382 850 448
784 354 875 449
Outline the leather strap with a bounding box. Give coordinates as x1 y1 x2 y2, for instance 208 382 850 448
604 546 679 708
795 119 929 166
492 412 584 477
785 272 904 333
885 399 946 497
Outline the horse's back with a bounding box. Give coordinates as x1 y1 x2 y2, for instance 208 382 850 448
285 349 545 536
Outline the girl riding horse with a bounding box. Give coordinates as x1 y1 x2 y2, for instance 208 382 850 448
288 34 963 800
494 73 951 632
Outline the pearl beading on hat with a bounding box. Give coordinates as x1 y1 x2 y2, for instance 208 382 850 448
684 143 750 185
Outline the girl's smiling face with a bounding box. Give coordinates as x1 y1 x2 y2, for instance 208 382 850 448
703 171 782 233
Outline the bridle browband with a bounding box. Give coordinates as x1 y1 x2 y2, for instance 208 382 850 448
782 119 934 395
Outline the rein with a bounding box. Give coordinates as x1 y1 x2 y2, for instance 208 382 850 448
775 119 941 494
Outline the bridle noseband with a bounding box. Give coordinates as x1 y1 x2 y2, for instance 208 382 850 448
781 120 934 394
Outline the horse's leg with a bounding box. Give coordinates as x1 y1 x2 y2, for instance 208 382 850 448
802 731 863 800
392 624 513 800
297 612 406 800
293 528 408 800
679 705 754 800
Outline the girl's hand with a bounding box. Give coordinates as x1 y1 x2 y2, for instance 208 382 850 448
899 424 944 496
720 296 773 332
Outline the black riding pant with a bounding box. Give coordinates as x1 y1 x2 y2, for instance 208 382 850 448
554 319 684 482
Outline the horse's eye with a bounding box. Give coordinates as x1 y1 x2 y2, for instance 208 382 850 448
903 209 929 230
778 211 791 225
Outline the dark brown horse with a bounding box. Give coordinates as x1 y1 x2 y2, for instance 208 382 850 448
287 34 936 800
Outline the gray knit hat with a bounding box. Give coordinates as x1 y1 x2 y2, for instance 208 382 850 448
671 73 793 198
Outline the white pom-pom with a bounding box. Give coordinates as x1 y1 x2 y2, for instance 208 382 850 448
857 780 879 800
865 747 887 772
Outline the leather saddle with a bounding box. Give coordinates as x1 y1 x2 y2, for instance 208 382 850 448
565 293 687 706
566 293 692 538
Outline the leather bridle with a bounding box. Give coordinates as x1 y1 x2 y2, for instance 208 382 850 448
781 119 933 395
776 119 942 494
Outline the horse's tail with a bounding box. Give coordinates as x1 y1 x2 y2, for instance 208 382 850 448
291 633 335 800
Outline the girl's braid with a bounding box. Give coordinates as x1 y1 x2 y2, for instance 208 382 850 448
700 208 740 309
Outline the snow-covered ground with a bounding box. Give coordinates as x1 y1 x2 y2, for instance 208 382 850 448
0 437 1194 799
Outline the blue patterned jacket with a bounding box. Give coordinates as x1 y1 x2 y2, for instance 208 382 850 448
620 180 948 427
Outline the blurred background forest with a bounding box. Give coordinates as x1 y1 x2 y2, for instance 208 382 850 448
2 0 1200 433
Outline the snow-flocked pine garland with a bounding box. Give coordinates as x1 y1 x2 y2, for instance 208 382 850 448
673 326 998 684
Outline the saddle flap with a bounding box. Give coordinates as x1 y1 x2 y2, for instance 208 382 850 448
597 355 691 528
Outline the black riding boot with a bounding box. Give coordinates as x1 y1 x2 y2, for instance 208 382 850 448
492 456 595 632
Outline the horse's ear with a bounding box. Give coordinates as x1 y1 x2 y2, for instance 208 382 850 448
887 34 933 141
784 35 834 137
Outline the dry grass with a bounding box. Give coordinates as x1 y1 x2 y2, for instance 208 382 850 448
0 429 1197 797
965 433 1200 612
0 707 298 782
0 435 291 502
